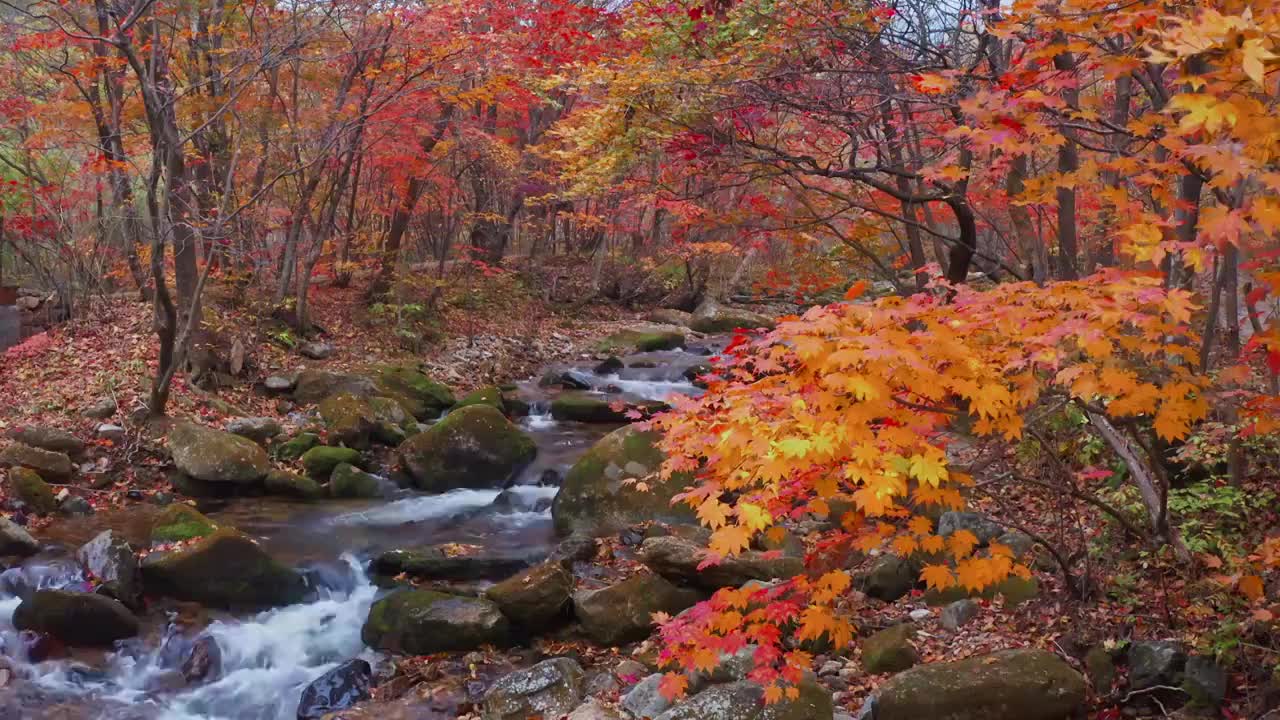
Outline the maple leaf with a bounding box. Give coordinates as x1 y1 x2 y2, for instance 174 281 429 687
920 564 955 590
710 525 752 557
658 672 689 701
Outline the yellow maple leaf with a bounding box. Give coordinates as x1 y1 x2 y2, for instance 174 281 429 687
948 529 980 559
710 524 752 556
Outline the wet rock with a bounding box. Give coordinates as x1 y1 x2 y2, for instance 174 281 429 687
937 511 1004 546
689 299 775 334
141 527 307 609
264 375 295 392
329 463 386 499
0 443 73 481
181 634 221 684
485 561 574 627
1182 655 1226 709
293 369 378 405
371 365 455 420
645 309 693 327
300 446 363 478
597 329 686 353
552 426 696 537
861 624 918 674
264 470 323 500
167 422 269 484
593 357 624 375
5 427 84 457
0 517 39 557
552 534 598 564
940 599 979 631
13 590 139 647
622 674 675 718
7 467 57 514
558 370 594 390
296 658 372 719
59 496 93 516
276 432 320 461
456 386 506 413
362 589 510 654
550 394 628 423
319 393 386 449
492 487 552 513
873 648 1085 720
82 397 118 419
682 363 713 387
482 657 585 720
567 698 625 720
573 572 703 646
640 536 803 591
225 417 283 444
298 341 335 360
20 629 67 662
77 530 142 610
150 504 219 544
860 555 917 602
398 405 536 492
373 546 534 581
96 424 126 443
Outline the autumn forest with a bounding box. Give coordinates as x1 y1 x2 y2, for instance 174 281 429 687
0 0 1277 719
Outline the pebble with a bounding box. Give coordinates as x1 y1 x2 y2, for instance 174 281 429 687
818 660 843 677
909 608 932 622
97 424 126 442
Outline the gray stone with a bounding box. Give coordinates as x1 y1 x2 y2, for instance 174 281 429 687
398 405 536 492
938 512 1003 545
568 698 625 720
140 528 306 609
996 531 1035 557
940 599 979 631
5 427 85 457
1181 655 1226 709
224 417 283 444
485 561 574 627
82 397 118 419
297 659 371 719
167 422 269 484
298 341 335 359
59 496 93 516
622 674 674 718
77 531 141 610
0 443 73 481
361 589 510 654
861 624 918 674
482 658 585 720
13 590 139 647
96 424 126 443
573 573 703 646
861 556 916 602
0 517 39 556
264 375 295 392
0 306 19 352
874 649 1085 720
1129 641 1186 691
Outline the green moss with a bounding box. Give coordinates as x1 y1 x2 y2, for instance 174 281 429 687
862 623 919 674
924 576 1041 607
373 366 455 419
455 386 506 412
398 405 536 492
151 504 217 544
300 446 363 478
264 470 323 500
595 329 685 354
329 463 383 498
550 394 627 423
275 433 319 461
9 467 57 514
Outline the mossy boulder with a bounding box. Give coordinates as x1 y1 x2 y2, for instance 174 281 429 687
276 432 319 461
361 589 510 654
550 394 629 423
640 536 803 591
140 527 307 609
689 299 775 334
860 555 918 602
264 470 323 500
552 426 695 536
573 572 703 646
372 365 455 420
293 370 378 405
150 504 218 544
873 648 1086 720
168 422 269 484
301 446 363 478
329 463 385 499
319 394 380 449
482 658 586 720
456 386 506 413
645 309 693 327
485 561 574 627
373 546 533 581
398 405 536 492
0 517 40 557
0 442 73 481
596 329 686 354
862 623 919 674
13 590 139 647
8 467 58 514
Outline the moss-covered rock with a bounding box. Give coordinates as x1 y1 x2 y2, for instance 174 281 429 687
168 422 269 484
264 470 323 500
293 370 378 405
862 623 919 674
8 467 58 514
13 590 139 647
361 589 510 654
874 649 1086 720
485 561 574 627
689 299 775 334
329 463 384 499
482 658 585 720
373 546 533 581
645 309 693 327
552 426 695 537
639 536 803 591
319 393 380 449
150 504 218 545
398 405 536 492
275 432 320 461
573 572 703 646
596 329 686 354
301 446 363 478
0 442 73 481
140 527 307 609
455 386 506 413
923 576 1040 607
550 394 629 423
860 555 918 602
372 365 455 420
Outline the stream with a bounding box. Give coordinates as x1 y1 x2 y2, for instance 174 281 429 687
0 340 718 720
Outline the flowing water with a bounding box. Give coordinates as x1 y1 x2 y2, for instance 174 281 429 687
0 338 719 720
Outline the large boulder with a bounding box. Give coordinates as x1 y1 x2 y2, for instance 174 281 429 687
224 417 283 444
372 365 455 419
689 299 775 334
297 659 372 720
573 572 703 646
140 528 307 609
860 555 917 602
275 432 319 461
456 386 506 412
550 394 629 423
373 546 534 581
482 657 585 720
0 442 73 481
8 467 58 514
645 309 694 328
300 446 363 478
77 530 142 610
362 589 510 654
319 393 410 449
13 590 139 647
654 677 833 720
873 648 1086 720
0 517 40 557
263 470 323 500
861 624 918 674
938 512 1004 546
640 536 803 591
293 370 378 405
329 463 386 499
597 329 686 353
398 405 536 492
552 426 695 536
168 422 269 484
150 504 219 544
5 426 84 457
485 561 574 626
